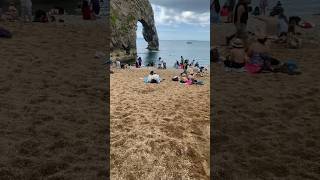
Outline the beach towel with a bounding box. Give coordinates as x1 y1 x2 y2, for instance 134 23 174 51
0 27 12 38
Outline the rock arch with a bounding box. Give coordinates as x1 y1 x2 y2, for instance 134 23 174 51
110 0 159 61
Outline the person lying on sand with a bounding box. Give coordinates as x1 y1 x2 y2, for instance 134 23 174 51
224 39 248 72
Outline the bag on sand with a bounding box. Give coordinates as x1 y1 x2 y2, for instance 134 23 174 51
0 27 12 38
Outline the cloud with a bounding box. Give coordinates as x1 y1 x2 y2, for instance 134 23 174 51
149 0 210 13
152 4 210 27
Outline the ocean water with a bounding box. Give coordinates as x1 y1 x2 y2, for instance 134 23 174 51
219 0 320 17
137 39 210 67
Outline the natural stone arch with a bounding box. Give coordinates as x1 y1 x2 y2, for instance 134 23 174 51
138 18 159 50
110 0 159 61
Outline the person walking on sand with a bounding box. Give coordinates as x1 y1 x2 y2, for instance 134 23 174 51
226 0 251 46
20 0 32 22
259 0 268 16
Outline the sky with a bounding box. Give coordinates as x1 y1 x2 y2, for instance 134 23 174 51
137 0 210 41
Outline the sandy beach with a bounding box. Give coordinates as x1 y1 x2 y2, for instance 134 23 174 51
212 15 320 179
0 16 108 179
110 68 210 179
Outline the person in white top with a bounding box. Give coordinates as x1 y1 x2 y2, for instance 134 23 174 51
147 71 161 83
20 0 32 22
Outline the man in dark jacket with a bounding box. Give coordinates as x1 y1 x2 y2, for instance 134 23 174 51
226 0 251 46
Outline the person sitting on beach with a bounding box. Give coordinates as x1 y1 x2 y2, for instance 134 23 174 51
147 71 161 83
224 38 248 71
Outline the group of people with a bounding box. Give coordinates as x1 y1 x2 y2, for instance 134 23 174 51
145 66 205 85
212 0 305 47
221 36 299 74
211 0 237 23
81 0 101 20
174 56 199 70
0 0 32 22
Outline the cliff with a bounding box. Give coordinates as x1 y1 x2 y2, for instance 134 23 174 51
110 0 159 61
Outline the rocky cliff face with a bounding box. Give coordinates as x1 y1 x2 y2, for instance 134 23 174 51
110 0 159 61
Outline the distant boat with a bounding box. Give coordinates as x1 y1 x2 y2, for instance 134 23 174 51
186 41 192 44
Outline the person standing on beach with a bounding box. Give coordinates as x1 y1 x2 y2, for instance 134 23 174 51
138 57 142 67
226 0 236 23
226 0 251 46
211 0 221 24
82 0 91 20
20 0 32 22
259 0 268 16
90 0 100 17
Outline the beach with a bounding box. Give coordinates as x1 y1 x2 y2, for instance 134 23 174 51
212 15 320 179
0 16 108 179
110 68 210 179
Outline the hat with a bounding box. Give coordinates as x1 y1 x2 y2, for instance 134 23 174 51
231 39 244 48
277 1 282 6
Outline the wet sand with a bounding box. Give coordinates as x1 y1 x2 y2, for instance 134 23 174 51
212 16 320 179
110 68 210 179
0 17 108 179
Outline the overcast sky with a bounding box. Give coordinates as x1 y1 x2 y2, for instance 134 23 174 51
137 0 210 41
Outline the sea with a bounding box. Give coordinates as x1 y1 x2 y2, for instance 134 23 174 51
137 39 210 68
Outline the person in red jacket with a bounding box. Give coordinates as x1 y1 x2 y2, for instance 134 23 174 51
82 0 91 20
